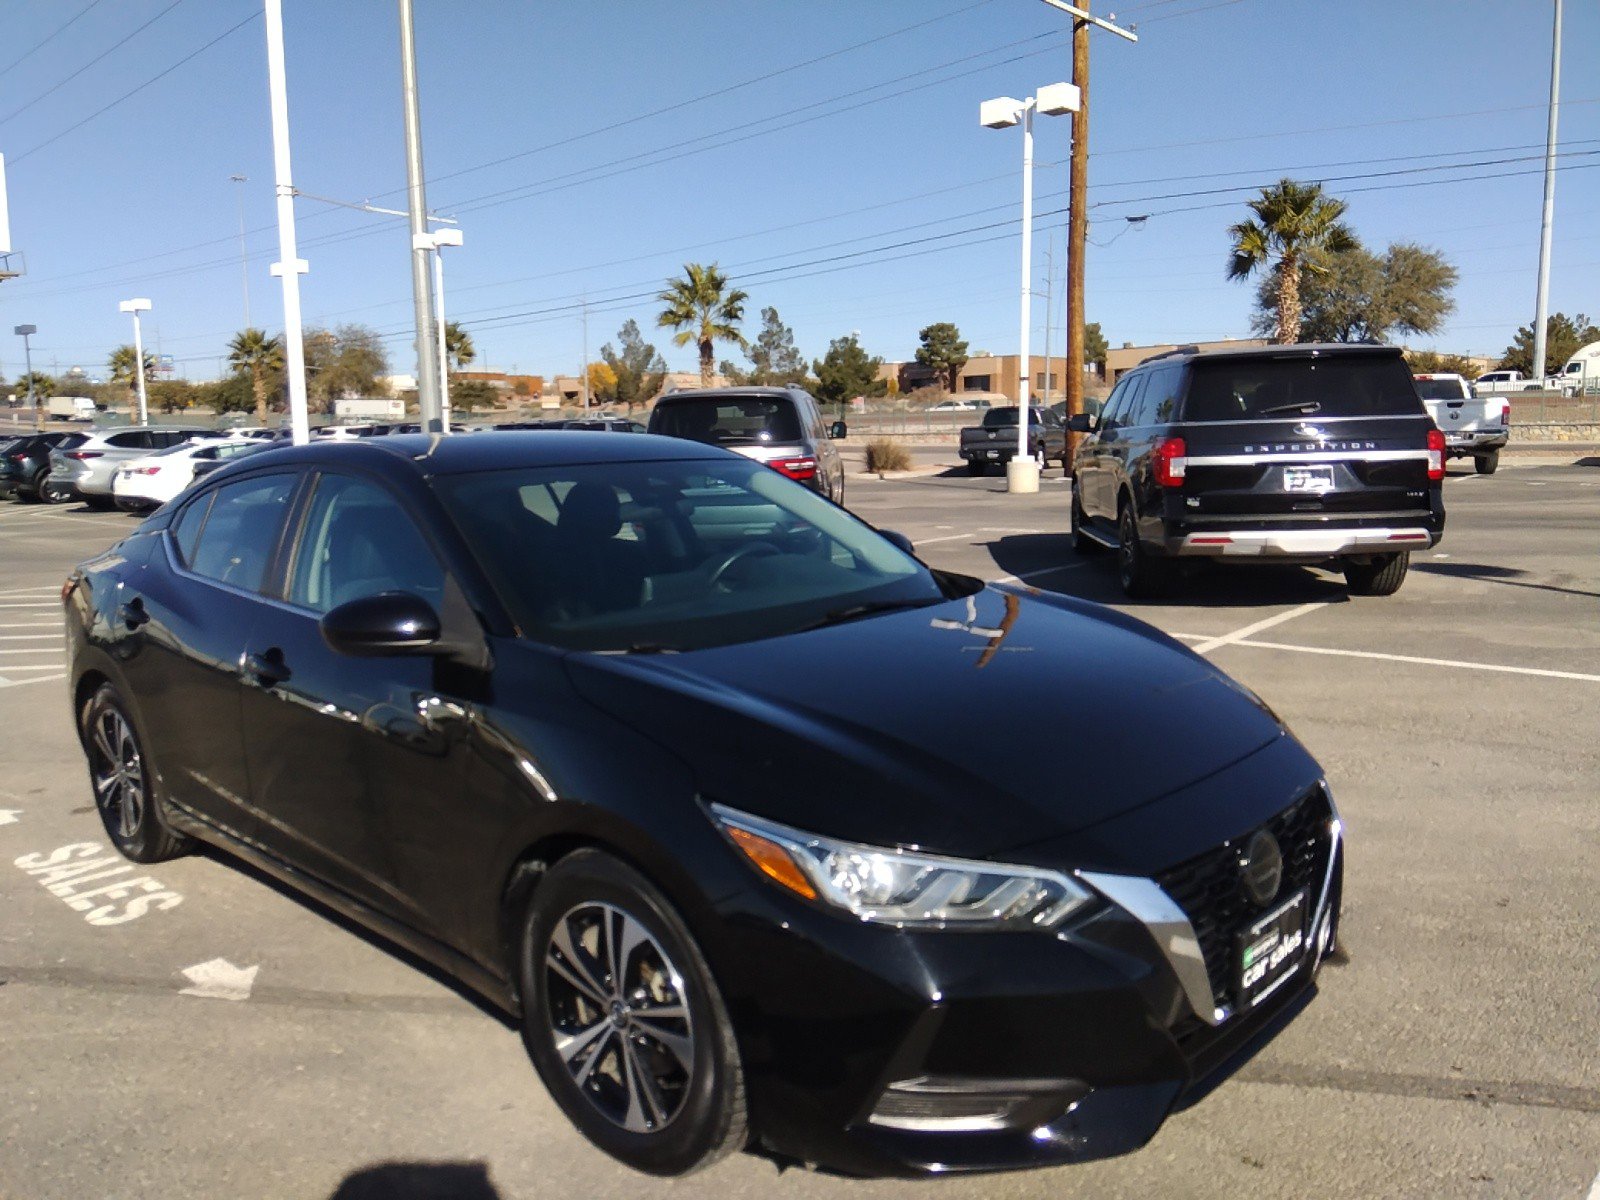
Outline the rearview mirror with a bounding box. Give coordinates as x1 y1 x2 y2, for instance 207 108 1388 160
320 591 443 656
1067 413 1097 433
828 421 848 440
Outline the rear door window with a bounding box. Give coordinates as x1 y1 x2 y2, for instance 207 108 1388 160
106 431 151 449
1182 356 1425 421
1128 365 1183 427
1104 375 1146 430
185 473 297 593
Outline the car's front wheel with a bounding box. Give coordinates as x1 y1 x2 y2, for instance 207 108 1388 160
80 683 191 862
519 850 746 1176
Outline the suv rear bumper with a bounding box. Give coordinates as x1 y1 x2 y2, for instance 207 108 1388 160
1166 526 1437 558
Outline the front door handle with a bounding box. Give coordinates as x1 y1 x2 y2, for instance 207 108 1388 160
242 648 291 688
118 598 150 630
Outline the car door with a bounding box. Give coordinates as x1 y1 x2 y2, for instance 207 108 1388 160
120 470 300 841
237 469 469 930
1084 376 1138 519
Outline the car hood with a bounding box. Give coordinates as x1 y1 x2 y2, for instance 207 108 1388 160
564 586 1286 859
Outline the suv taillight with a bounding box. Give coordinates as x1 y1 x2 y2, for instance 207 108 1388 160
1426 428 1446 481
1500 400 1512 426
7 452 24 462
65 450 102 460
771 456 817 481
1152 437 1187 488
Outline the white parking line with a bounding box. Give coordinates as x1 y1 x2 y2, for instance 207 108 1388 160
994 562 1092 585
0 673 66 689
0 622 63 630
1189 603 1328 654
1227 638 1600 684
0 603 61 610
916 531 982 545
0 647 63 655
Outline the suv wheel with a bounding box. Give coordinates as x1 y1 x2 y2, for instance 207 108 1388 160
519 850 747 1176
1117 502 1170 598
1344 552 1409 596
1474 450 1499 475
80 683 192 862
39 474 73 504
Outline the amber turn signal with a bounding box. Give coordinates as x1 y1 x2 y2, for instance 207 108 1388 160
726 826 817 900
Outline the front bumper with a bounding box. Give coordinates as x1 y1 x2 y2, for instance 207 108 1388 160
705 775 1343 1177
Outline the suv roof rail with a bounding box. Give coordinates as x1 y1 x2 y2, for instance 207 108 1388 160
1137 346 1199 366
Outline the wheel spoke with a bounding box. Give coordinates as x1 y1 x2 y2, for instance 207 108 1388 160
621 1038 666 1132
92 719 115 766
614 912 650 993
633 1015 694 1074
118 784 139 838
91 771 118 801
556 1016 612 1072
550 914 612 1002
547 950 608 1008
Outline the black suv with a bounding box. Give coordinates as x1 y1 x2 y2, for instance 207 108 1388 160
648 386 847 503
1069 344 1445 597
0 432 85 503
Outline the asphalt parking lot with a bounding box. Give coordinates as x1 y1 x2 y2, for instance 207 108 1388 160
1 457 1597 1200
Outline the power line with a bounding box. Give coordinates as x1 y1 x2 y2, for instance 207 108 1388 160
0 0 107 80
0 0 186 127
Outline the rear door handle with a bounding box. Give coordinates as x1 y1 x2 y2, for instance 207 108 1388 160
118 598 150 630
242 649 292 688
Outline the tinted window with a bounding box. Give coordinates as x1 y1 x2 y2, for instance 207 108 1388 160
1183 356 1425 421
1413 378 1470 400
1128 365 1182 427
170 494 213 566
1105 375 1147 429
289 475 445 613
651 397 803 445
107 431 152 449
58 433 89 451
980 408 1048 429
1098 375 1134 426
186 474 296 592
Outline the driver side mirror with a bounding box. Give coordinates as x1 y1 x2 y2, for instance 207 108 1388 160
828 421 848 440
879 529 915 555
1067 413 1098 433
320 591 443 656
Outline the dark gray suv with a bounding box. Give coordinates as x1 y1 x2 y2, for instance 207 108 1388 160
647 386 848 504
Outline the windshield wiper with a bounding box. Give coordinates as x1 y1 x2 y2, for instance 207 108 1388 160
1257 400 1322 416
790 599 934 635
604 642 680 655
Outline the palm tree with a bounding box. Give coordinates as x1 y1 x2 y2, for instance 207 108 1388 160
108 345 156 419
443 322 475 373
1228 179 1358 344
656 262 748 387
227 328 284 426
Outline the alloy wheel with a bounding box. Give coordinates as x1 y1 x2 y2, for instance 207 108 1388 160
545 901 696 1134
1118 510 1137 589
89 708 145 840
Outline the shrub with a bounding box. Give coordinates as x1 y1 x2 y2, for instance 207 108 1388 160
865 437 913 474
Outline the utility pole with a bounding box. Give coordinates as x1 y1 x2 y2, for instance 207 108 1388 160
1039 1 1136 461
1041 236 1055 405
1531 0 1562 388
398 0 443 432
230 174 251 329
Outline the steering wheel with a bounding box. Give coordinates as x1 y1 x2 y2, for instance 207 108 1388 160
706 541 781 588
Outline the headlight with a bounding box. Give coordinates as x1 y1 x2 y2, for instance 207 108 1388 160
710 804 1092 931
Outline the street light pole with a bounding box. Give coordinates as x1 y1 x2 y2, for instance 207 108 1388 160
398 0 443 432
981 82 1079 494
118 300 151 426
13 324 37 429
230 173 251 329
263 0 311 445
1531 0 1562 388
418 225 463 432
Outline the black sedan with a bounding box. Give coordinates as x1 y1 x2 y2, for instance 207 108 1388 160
64 432 1342 1178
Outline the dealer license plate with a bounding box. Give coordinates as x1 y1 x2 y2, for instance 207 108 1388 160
1235 888 1308 1008
1282 466 1333 492
986 449 1000 458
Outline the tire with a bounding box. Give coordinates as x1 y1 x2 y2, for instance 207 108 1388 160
39 475 73 505
1116 500 1170 598
965 461 985 476
1474 450 1499 475
83 493 115 511
80 683 192 863
1071 485 1101 555
519 850 746 1176
1344 551 1410 596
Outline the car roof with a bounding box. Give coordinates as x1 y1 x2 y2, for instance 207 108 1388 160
212 430 731 480
1134 342 1405 369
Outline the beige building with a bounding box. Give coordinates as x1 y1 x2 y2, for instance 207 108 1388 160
892 354 1091 403
1103 338 1271 384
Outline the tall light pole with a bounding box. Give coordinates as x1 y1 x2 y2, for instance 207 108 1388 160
1531 0 1562 388
398 0 443 432
981 83 1079 494
416 225 463 431
118 300 152 426
230 173 251 329
13 324 37 429
263 0 311 445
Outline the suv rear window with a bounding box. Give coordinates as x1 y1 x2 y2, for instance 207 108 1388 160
652 397 802 445
1182 356 1424 422
981 407 1050 428
1412 377 1470 401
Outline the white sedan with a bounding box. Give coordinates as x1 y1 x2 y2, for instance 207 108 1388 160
112 438 262 511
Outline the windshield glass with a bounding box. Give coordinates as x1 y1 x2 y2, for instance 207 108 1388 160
436 458 949 652
1184 356 1424 421
651 396 803 446
980 407 1041 428
1413 378 1469 400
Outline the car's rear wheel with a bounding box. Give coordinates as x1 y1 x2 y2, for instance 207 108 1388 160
39 474 73 504
83 493 115 511
1474 450 1499 475
1117 501 1169 598
519 850 746 1176
80 683 192 862
965 461 985 476
1344 552 1409 596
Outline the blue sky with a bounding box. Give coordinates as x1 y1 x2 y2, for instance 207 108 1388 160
1 0 1595 385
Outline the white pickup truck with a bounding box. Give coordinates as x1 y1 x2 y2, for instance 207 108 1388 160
1472 369 1533 395
1414 373 1510 475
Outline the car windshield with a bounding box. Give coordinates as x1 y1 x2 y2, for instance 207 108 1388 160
1183 355 1425 421
651 396 803 446
1413 378 1469 400
435 457 952 652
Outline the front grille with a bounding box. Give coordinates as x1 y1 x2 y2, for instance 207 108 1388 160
1155 785 1333 1012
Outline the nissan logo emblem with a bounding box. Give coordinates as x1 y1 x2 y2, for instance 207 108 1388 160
1239 830 1284 907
